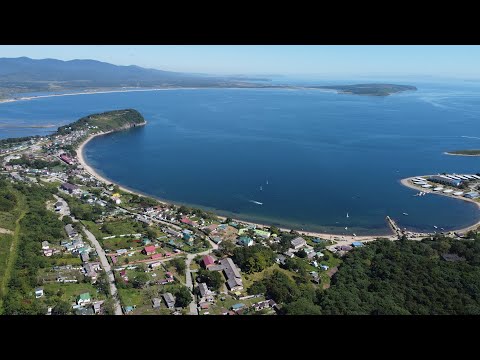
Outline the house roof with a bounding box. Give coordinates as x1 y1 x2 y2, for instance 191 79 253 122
78 292 90 300
144 245 156 253
151 253 163 260
291 237 306 246
198 282 209 297
202 255 215 266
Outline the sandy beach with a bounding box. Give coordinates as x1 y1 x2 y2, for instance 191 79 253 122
76 130 398 243
400 176 480 234
77 130 479 244
0 87 204 105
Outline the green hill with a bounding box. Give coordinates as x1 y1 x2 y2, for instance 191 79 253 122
56 109 145 135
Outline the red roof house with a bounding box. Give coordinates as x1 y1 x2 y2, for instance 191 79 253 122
151 253 163 260
181 217 194 225
143 245 156 255
202 255 215 268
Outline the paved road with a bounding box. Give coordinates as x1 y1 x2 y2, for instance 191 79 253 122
82 226 123 315
184 237 219 315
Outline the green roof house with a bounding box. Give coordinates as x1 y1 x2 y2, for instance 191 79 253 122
77 292 91 306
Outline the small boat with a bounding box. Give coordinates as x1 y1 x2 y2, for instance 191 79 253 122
249 200 263 205
260 185 263 191
403 212 409 216
346 212 349 218
345 227 348 230
353 233 357 237
433 225 438 229
266 180 269 185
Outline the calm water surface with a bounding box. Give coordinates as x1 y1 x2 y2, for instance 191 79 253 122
2 83 480 234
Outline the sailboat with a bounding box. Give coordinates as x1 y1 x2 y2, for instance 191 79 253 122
346 212 349 218
345 226 348 230
260 185 263 191
266 179 269 185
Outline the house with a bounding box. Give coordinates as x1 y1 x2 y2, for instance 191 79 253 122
111 255 117 264
152 298 162 309
290 237 306 250
80 252 90 263
202 255 215 269
307 251 316 259
165 272 174 282
219 257 243 291
124 306 134 314
181 217 194 225
320 265 329 271
150 261 162 269
35 287 44 298
163 292 176 309
284 249 296 258
77 292 91 306
337 245 353 251
352 241 364 248
276 254 287 265
75 307 95 315
143 245 156 256
198 282 214 302
441 253 466 262
65 224 78 239
116 249 128 255
464 191 480 199
43 249 53 257
237 236 254 247
231 303 245 312
211 236 222 244
199 302 210 310
165 228 181 237
254 229 271 239
92 301 104 314
61 182 79 194
142 238 152 245
151 253 163 260
41 241 50 250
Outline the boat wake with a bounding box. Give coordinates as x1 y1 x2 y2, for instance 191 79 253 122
249 200 263 205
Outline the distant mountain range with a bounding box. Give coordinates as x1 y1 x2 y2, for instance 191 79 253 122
0 57 417 99
0 57 268 98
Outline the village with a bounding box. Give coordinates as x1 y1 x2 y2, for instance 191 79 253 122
0 121 373 315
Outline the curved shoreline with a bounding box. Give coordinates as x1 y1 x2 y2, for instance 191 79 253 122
77 130 397 243
400 176 480 233
444 151 480 157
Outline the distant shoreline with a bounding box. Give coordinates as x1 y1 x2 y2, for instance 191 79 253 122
444 151 480 157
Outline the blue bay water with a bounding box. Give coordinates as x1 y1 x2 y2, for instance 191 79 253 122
2 82 480 234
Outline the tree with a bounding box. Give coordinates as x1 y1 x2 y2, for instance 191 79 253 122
174 286 193 308
52 300 72 315
296 249 307 258
132 273 148 289
197 269 223 291
171 257 186 276
225 217 233 224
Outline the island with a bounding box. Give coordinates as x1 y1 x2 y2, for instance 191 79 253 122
445 150 480 156
311 83 417 96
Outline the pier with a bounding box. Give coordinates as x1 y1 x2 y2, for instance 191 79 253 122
386 216 403 239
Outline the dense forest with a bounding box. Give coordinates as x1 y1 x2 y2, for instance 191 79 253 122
320 238 480 314
2 182 65 314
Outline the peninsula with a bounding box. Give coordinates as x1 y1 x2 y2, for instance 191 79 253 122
312 83 417 96
445 149 480 156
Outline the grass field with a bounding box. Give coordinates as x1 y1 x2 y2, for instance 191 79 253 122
0 212 16 231
0 189 26 313
118 287 147 308
0 234 14 300
42 282 105 304
102 236 142 251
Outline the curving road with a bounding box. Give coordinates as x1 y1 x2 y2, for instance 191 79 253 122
82 226 123 315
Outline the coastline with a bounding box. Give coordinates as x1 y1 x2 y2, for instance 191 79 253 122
443 151 480 157
76 127 399 244
400 176 480 234
0 87 220 105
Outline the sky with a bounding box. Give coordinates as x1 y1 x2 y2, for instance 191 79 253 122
0 45 479 78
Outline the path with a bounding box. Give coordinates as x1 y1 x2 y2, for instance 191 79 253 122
184 236 219 315
0 228 13 235
0 191 26 312
82 226 123 315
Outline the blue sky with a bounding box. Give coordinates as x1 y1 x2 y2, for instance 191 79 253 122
0 45 479 78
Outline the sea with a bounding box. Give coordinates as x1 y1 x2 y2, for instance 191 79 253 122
2 79 480 235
